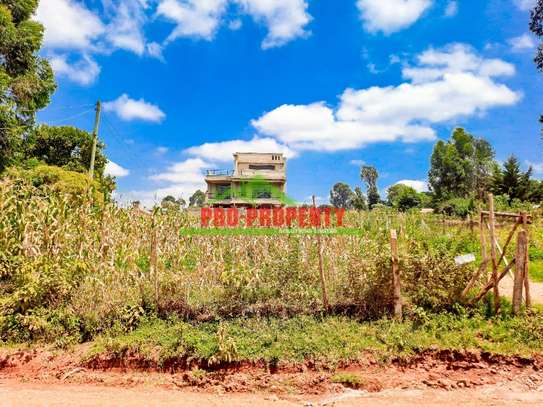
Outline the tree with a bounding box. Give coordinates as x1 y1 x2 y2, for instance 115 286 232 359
361 165 380 208
428 128 495 200
351 186 367 210
330 182 354 209
530 0 543 136
492 155 532 203
387 183 421 211
0 0 56 171
161 195 186 210
189 190 206 207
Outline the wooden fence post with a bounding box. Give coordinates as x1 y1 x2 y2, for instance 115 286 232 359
488 193 500 314
390 229 402 319
513 230 527 315
150 213 159 308
521 212 531 309
313 196 329 310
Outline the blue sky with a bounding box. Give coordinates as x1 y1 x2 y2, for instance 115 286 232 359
35 0 542 206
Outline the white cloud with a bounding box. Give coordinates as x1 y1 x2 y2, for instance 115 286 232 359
228 19 243 30
105 160 130 177
509 34 537 51
395 179 429 192
235 0 311 48
251 44 520 152
514 0 536 10
444 1 458 17
155 146 169 155
356 0 432 34
157 0 228 42
350 159 365 166
527 161 543 174
103 94 166 122
146 42 165 60
106 0 148 56
184 136 296 162
49 54 101 86
149 157 210 183
36 0 105 49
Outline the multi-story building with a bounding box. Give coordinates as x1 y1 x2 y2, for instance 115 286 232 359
204 152 287 207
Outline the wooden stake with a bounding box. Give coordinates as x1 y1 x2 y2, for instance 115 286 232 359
150 214 159 308
313 196 329 310
521 212 531 309
513 230 527 315
390 229 402 319
470 259 516 304
488 193 500 314
462 257 490 299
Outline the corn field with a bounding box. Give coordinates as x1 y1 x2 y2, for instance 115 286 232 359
0 179 502 342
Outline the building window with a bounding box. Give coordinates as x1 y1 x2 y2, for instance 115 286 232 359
249 164 275 171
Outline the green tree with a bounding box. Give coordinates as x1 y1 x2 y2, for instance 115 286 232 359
360 165 380 208
428 128 495 200
0 0 56 171
161 195 186 210
351 186 367 210
530 0 543 136
189 190 206 207
492 155 532 203
330 182 354 209
387 183 422 211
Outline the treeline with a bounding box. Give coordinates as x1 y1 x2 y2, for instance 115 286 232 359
331 128 543 216
0 0 114 200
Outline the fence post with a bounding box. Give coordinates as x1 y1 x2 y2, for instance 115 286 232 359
521 212 531 309
488 193 500 314
150 213 159 309
513 230 527 315
390 229 402 319
313 196 329 310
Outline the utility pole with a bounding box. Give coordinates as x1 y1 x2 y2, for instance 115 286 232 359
89 100 101 179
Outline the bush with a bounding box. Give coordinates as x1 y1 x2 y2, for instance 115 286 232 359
437 197 475 218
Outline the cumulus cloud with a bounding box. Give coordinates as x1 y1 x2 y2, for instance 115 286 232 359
235 0 311 48
103 94 166 122
509 34 537 51
157 0 228 42
444 1 458 17
105 161 130 177
514 0 536 10
36 0 105 49
184 136 296 162
106 0 148 56
49 54 101 86
395 179 429 192
157 0 311 47
251 44 520 152
356 0 432 34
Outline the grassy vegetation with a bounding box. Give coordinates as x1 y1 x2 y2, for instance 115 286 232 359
85 308 543 368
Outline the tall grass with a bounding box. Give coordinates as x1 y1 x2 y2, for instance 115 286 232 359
0 179 531 343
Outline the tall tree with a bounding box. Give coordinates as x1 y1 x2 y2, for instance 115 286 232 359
329 182 354 209
530 0 543 136
428 128 495 200
492 155 532 203
0 0 56 171
361 165 380 208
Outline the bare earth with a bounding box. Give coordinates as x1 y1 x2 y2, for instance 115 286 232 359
2 379 543 407
2 346 543 407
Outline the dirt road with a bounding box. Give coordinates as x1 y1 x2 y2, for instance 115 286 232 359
2 380 543 407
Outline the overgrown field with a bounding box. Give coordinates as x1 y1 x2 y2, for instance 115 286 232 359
0 179 541 347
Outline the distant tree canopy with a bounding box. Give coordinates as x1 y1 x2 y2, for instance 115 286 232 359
492 155 533 204
161 195 186 210
361 165 380 208
330 182 354 209
189 190 206 207
429 128 495 200
0 0 56 172
530 0 543 136
351 186 367 211
387 184 422 211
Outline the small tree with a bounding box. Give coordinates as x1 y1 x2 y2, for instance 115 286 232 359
387 184 421 211
189 190 206 207
330 182 354 209
361 165 380 208
161 195 186 210
492 155 532 203
351 186 367 210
